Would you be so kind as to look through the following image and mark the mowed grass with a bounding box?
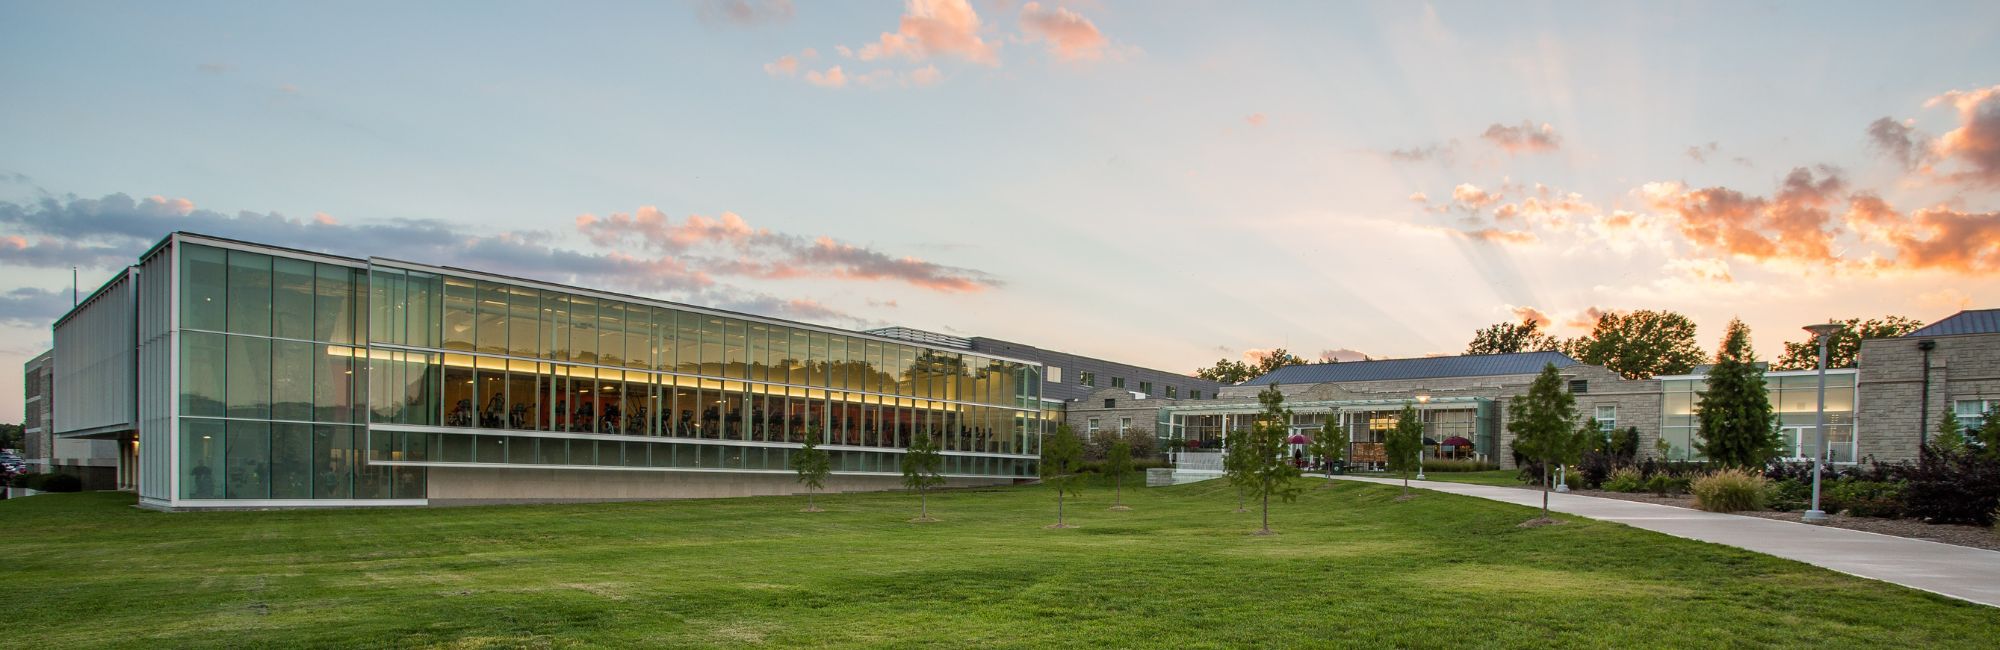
[1373,469,1533,487]
[2,479,1996,649]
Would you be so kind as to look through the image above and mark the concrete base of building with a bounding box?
[424,466,1020,505]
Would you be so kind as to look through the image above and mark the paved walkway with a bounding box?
[1331,474,2000,608]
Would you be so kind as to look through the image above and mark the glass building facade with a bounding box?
[1659,369,1858,463]
[155,235,1042,507]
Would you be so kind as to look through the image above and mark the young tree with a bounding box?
[1694,319,1779,469]
[1932,411,1966,454]
[1223,429,1253,513]
[1609,426,1640,464]
[1105,439,1134,511]
[901,431,946,522]
[1563,309,1705,380]
[1771,316,1924,370]
[790,430,831,512]
[1383,402,1424,497]
[1306,416,1349,479]
[1976,407,2000,460]
[1041,423,1085,527]
[1509,363,1582,521]
[1239,384,1304,534]
[1466,318,1560,355]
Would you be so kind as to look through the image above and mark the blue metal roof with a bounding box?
[1906,309,2000,338]
[1238,351,1580,386]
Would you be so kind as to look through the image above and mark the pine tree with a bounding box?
[1509,363,1581,521]
[1383,402,1424,497]
[1932,411,1966,454]
[1041,424,1085,527]
[901,431,945,522]
[1694,319,1779,469]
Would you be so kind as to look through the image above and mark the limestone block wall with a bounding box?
[1859,333,2000,463]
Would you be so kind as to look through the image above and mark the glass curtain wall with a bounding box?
[1660,372,1856,463]
[364,266,1041,478]
[176,243,399,500]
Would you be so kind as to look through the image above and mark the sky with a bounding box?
[2,0,1999,423]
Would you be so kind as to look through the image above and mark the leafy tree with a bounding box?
[1238,384,1304,534]
[1509,363,1582,520]
[901,431,946,522]
[0,423,21,451]
[1771,316,1924,370]
[1252,348,1308,376]
[1040,423,1085,527]
[1609,426,1640,463]
[1931,411,1965,454]
[1195,358,1255,384]
[1466,318,1560,355]
[1563,309,1705,379]
[1105,439,1133,511]
[1383,402,1424,497]
[1307,416,1348,478]
[789,430,831,512]
[1694,319,1779,469]
[1578,417,1608,454]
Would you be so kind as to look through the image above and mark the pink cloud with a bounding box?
[909,64,943,86]
[1245,113,1268,127]
[1926,84,2000,187]
[1451,183,1500,211]
[1481,121,1561,154]
[1019,2,1108,61]
[1511,305,1552,327]
[857,0,999,66]
[804,66,849,88]
[764,54,802,76]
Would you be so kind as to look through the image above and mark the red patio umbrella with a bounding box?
[1441,436,1474,448]
[1287,434,1311,445]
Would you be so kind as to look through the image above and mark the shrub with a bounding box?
[1645,474,1689,496]
[1825,480,1905,518]
[1766,478,1810,512]
[1691,469,1768,512]
[21,473,83,492]
[1903,447,2000,526]
[1603,468,1644,493]
[1575,450,1614,489]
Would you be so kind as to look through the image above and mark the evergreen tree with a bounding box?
[1977,407,2000,460]
[790,429,831,512]
[1105,439,1133,511]
[1383,402,1424,497]
[901,431,946,522]
[1307,416,1349,478]
[1041,423,1085,527]
[1240,384,1304,534]
[1932,410,1965,454]
[1508,363,1582,520]
[1694,319,1779,469]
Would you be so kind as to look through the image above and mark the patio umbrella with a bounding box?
[1287,434,1311,444]
[1422,437,1438,445]
[1442,436,1474,448]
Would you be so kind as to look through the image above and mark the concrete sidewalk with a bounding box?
[1332,474,2000,608]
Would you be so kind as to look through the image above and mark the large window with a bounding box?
[1594,405,1617,432]
[1957,399,1999,431]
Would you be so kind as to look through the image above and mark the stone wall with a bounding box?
[1062,387,1178,439]
[1858,332,2000,462]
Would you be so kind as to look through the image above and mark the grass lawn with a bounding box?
[3,479,1996,649]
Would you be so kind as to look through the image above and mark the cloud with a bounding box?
[1664,257,1734,283]
[1318,348,1370,363]
[1644,166,1847,265]
[1245,113,1267,128]
[1509,305,1552,327]
[1407,191,1429,203]
[804,66,849,88]
[0,287,73,327]
[574,207,1001,293]
[1925,84,2000,187]
[909,64,943,86]
[1564,306,1605,331]
[1481,121,1561,154]
[697,0,795,26]
[1866,117,1931,171]
[1386,141,1459,164]
[764,54,803,76]
[1018,1,1108,61]
[1686,142,1719,164]
[1450,183,1500,211]
[1458,228,1536,245]
[1866,204,2000,273]
[857,0,999,66]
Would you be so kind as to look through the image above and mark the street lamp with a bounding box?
[1414,394,1431,480]
[1801,322,1845,523]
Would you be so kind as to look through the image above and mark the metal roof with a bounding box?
[1906,309,2000,338]
[1237,351,1580,386]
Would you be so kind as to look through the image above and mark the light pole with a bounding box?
[1414,394,1431,479]
[1801,322,1845,523]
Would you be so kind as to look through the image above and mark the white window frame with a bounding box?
[1595,405,1617,432]
[1046,366,1063,384]
[1956,398,2000,430]
[1086,418,1100,434]
[1119,417,1132,433]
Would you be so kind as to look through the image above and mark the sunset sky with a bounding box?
[3,1,1999,422]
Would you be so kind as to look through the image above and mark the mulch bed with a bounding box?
[1554,487,2000,552]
